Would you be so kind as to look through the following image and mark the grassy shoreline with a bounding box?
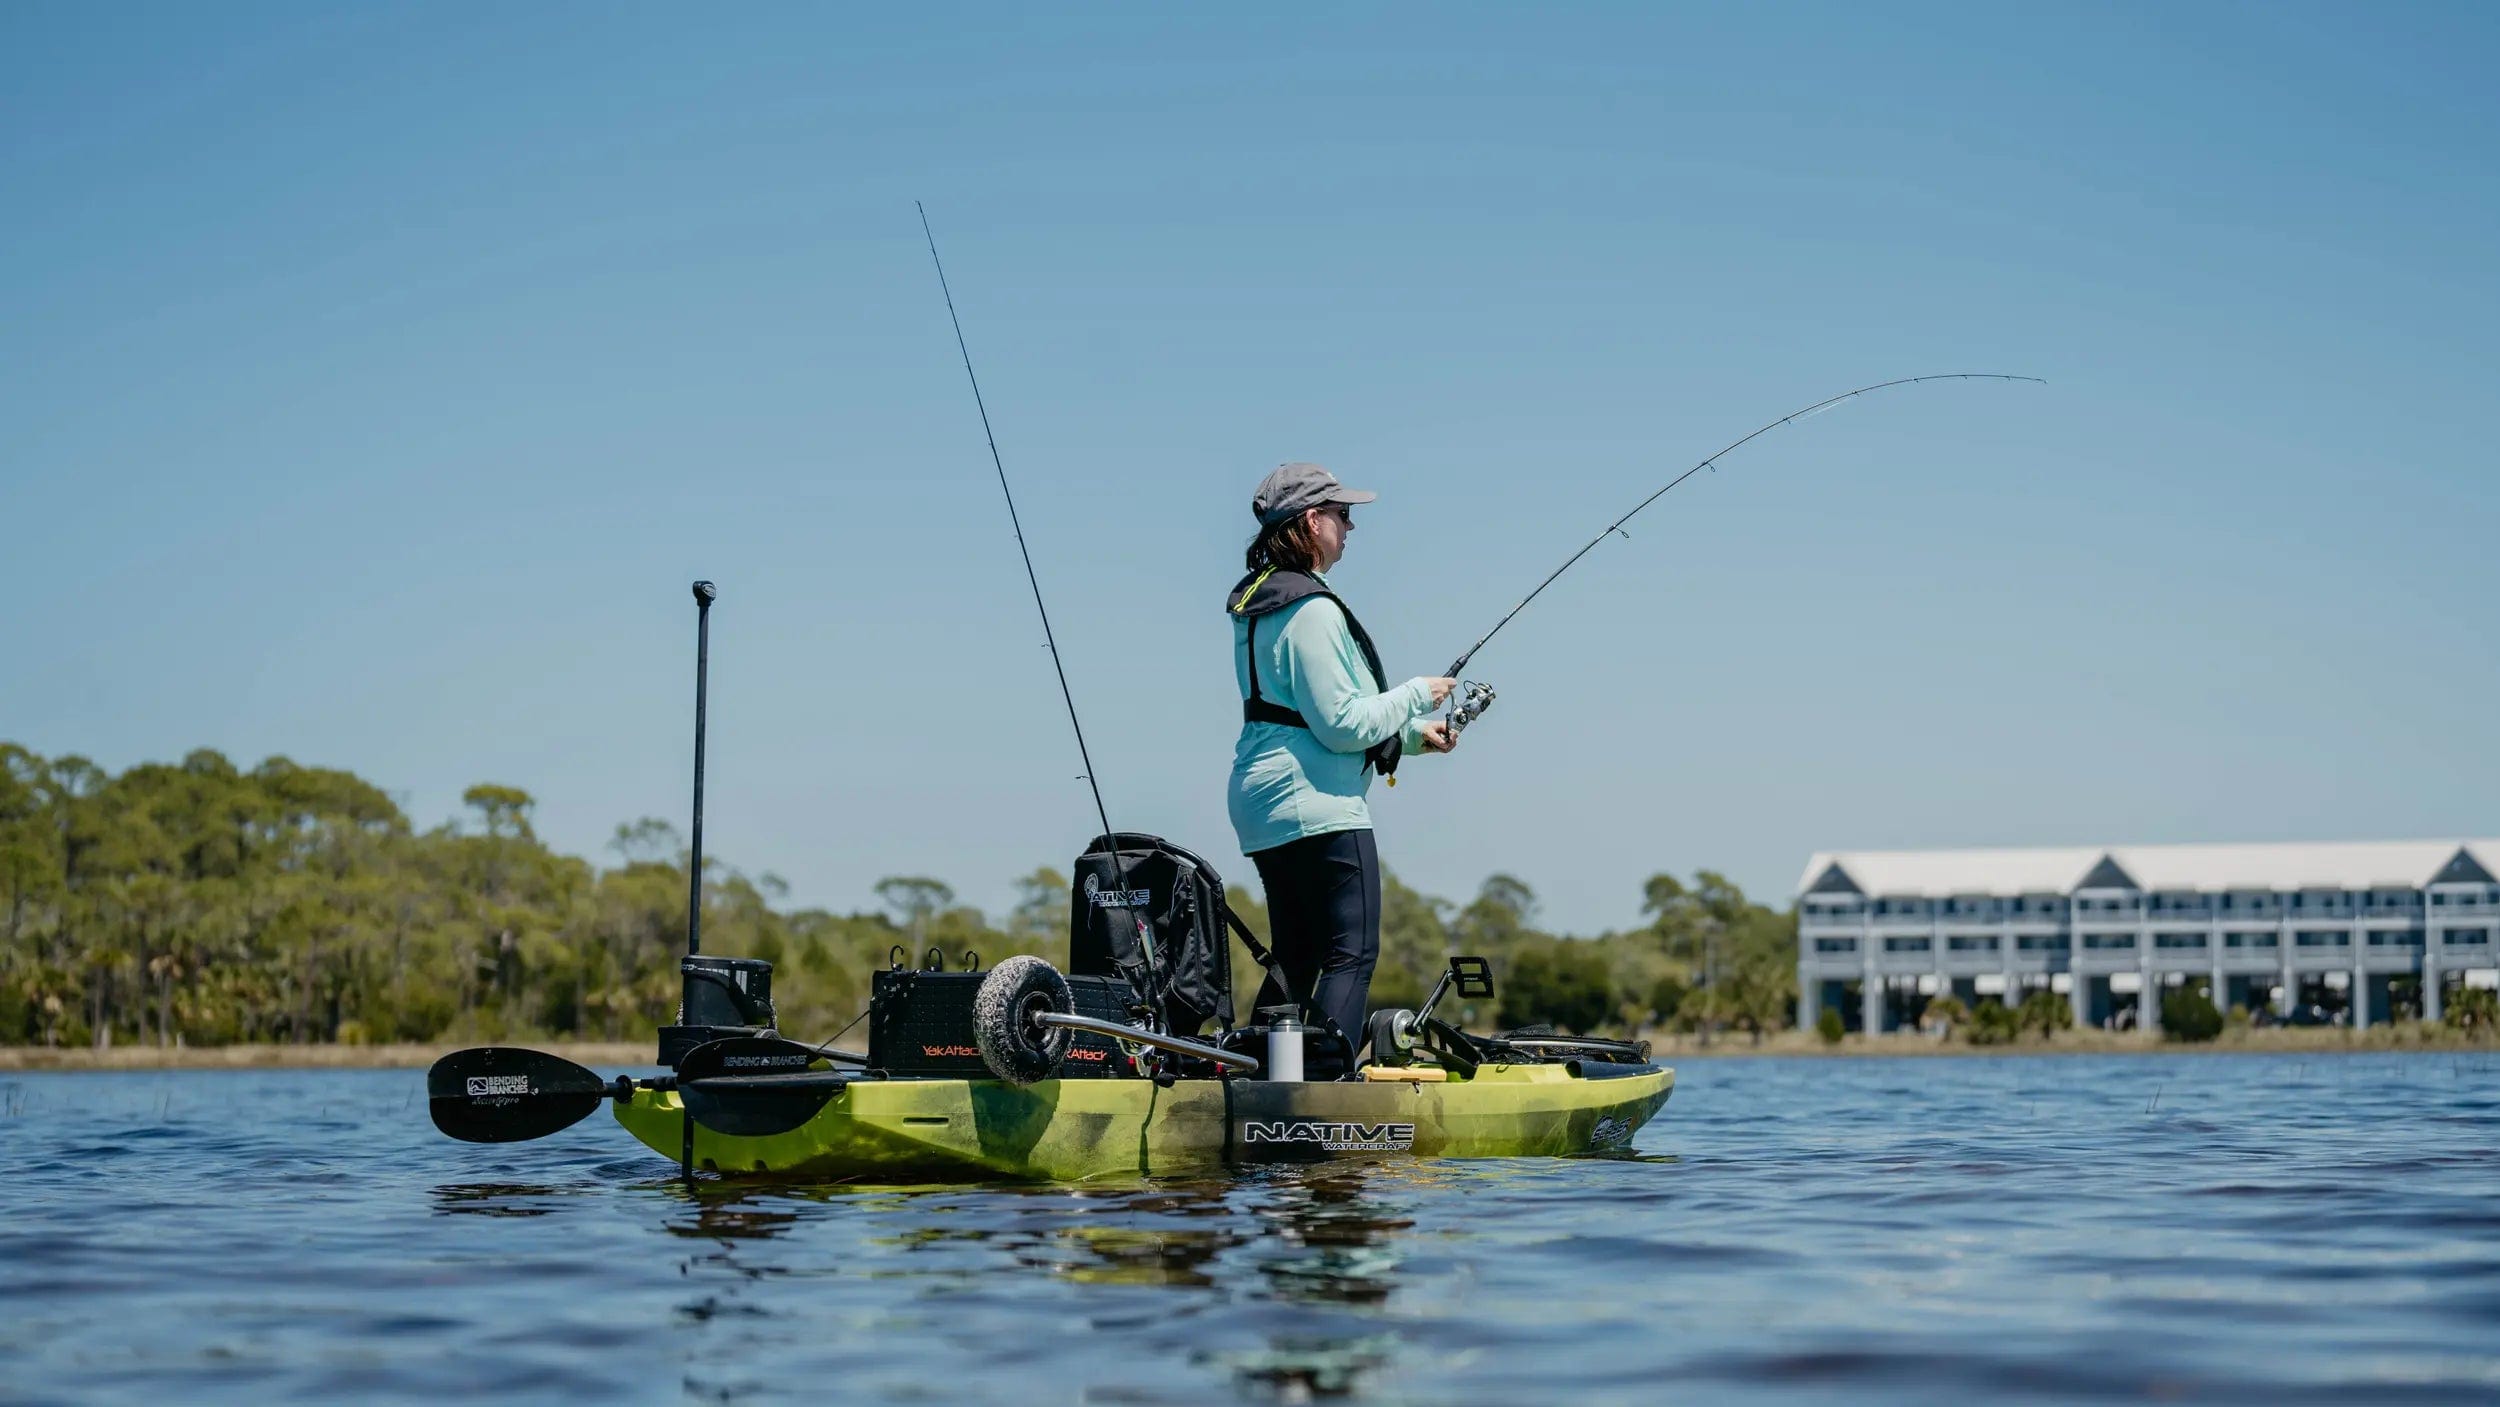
[4,1024,2493,1071]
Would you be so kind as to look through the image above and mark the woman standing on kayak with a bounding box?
[1226,462,1458,1047]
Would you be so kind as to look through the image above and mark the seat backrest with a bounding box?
[1069,832,1235,1037]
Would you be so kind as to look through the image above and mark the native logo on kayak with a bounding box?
[467,1075,530,1098]
[1083,874,1150,910]
[1242,1120,1416,1152]
[1591,1115,1632,1147]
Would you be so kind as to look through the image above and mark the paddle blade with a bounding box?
[428,1047,608,1143]
[677,1036,845,1138]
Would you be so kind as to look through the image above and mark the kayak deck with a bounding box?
[615,1062,1673,1181]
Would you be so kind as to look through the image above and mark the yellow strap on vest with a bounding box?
[1230,566,1275,614]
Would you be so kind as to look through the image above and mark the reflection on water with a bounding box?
[6,1055,2499,1403]
[616,1167,1439,1397]
[429,1182,576,1218]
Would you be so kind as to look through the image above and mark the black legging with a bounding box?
[1249,827,1381,1040]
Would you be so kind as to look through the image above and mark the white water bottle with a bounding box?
[1265,1011,1305,1083]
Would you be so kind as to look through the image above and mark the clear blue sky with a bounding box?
[5,3,2494,935]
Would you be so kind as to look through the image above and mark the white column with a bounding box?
[1860,911,1878,1033]
[2210,913,2226,1013]
[2138,911,2158,1032]
[2353,935,2370,1030]
[2426,919,2445,1023]
[1798,969,1820,1028]
[2002,909,2018,1014]
[2278,907,2297,1016]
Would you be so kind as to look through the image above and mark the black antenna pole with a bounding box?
[914,204,1120,853]
[1444,373,2045,676]
[687,579,716,957]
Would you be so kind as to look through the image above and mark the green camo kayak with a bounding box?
[612,1061,1674,1181]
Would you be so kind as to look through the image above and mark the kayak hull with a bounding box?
[614,1063,1673,1181]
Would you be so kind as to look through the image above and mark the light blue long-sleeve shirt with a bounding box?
[1227,581,1438,854]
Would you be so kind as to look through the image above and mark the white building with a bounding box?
[1795,839,2500,1034]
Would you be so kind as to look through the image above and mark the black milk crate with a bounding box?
[867,968,1140,1078]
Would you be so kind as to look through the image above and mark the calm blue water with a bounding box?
[6,1052,2497,1404]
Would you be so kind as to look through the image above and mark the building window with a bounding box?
[2084,934,2138,950]
[1885,937,1932,953]
[2295,931,2350,947]
[1814,938,1858,954]
[2156,933,2208,949]
[2367,931,2424,947]
[2018,935,2071,952]
[2443,929,2491,946]
[2225,932,2278,949]
[1948,936,1998,951]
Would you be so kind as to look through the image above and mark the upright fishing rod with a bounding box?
[915,203,1121,855]
[916,204,1170,1032]
[1443,372,2045,683]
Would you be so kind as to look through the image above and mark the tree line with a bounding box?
[0,743,1797,1049]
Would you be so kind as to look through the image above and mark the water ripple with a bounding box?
[4,1055,2497,1402]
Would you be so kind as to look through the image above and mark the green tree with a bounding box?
[1498,939,1613,1033]
[874,876,955,949]
[460,784,537,841]
[2445,986,2497,1033]
[1922,993,1971,1037]
[1006,867,1068,946]
[1966,998,2017,1046]
[2162,985,2224,1042]
[1371,870,1451,1010]
[1648,973,1690,1027]
[2018,988,2074,1040]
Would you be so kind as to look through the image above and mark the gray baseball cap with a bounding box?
[1251,462,1377,529]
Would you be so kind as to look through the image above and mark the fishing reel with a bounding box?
[1448,680,1496,737]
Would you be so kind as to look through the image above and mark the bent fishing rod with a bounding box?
[916,203,1170,1036]
[1434,372,2045,739]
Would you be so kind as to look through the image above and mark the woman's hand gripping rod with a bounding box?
[1446,679,1496,738]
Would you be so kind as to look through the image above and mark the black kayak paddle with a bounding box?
[429,1038,852,1147]
[675,1035,849,1138]
[428,1046,636,1143]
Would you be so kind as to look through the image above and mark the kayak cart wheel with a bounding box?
[974,954,1074,1084]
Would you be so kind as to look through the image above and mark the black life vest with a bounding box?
[1225,567,1403,781]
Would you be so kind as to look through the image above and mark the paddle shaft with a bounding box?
[1036,1012,1260,1073]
